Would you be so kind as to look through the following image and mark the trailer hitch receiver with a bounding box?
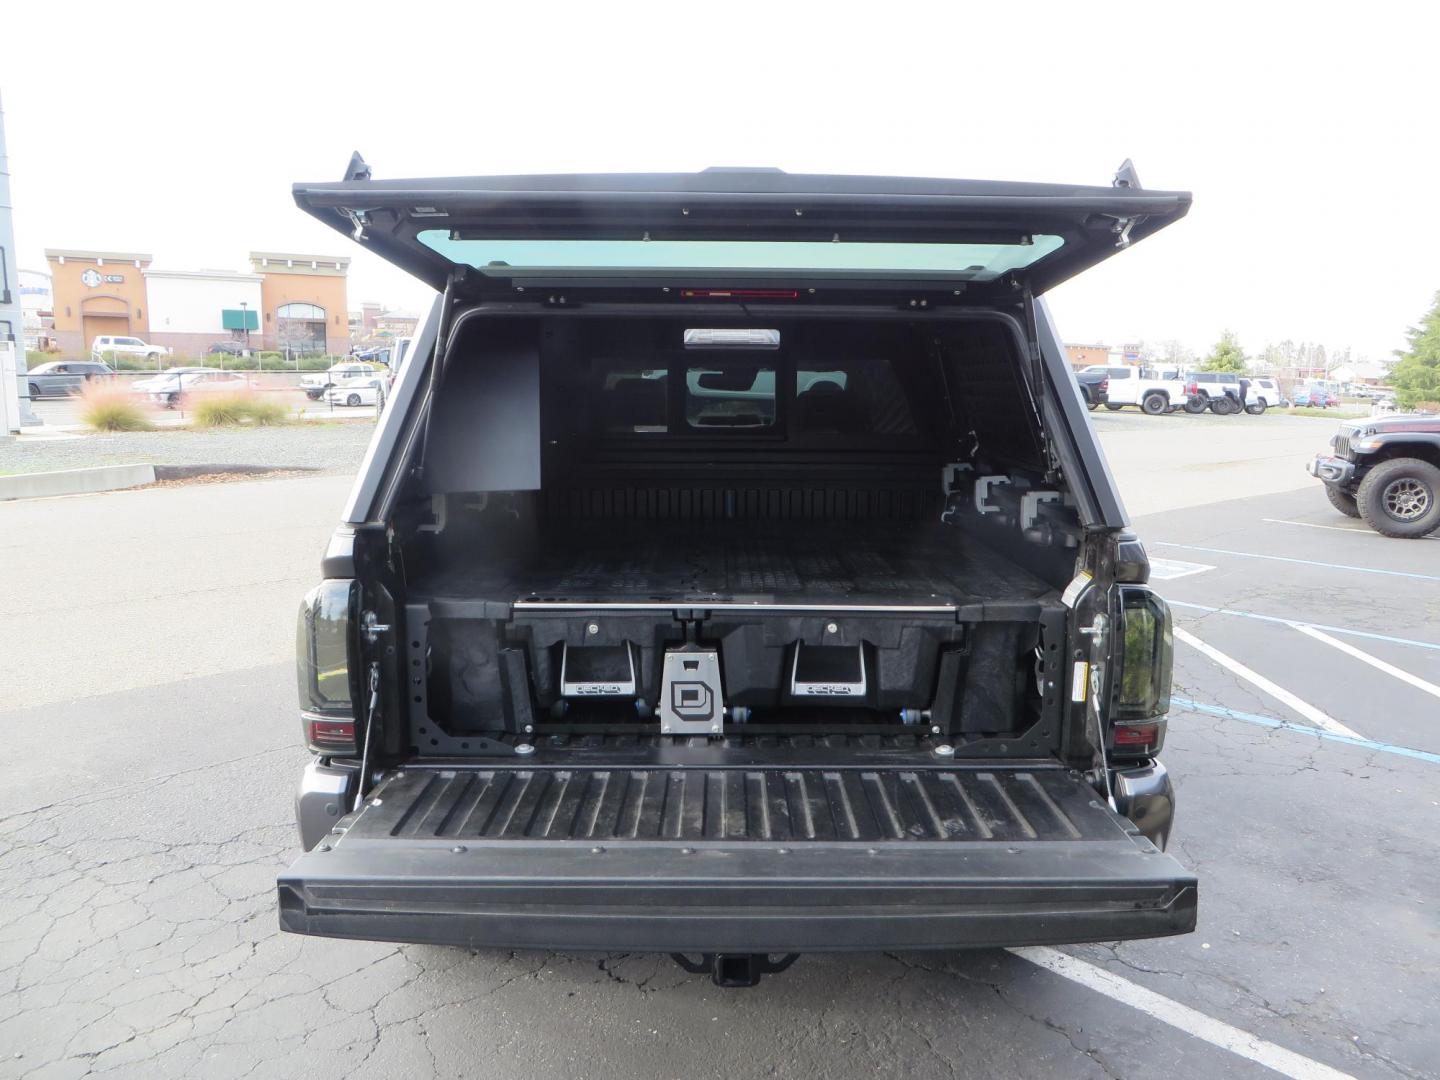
[670,952,801,987]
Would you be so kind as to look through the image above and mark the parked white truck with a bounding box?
[1083,365,1187,415]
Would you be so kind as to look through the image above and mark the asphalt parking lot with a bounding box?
[2,412,1436,1079]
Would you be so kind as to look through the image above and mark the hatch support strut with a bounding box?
[1019,285,1062,485]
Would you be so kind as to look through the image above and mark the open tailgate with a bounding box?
[279,763,1195,953]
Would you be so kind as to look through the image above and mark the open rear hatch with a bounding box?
[293,158,1190,296]
[280,759,1196,954]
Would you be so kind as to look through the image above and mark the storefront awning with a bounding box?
[222,308,260,331]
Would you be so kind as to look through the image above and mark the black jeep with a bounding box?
[1309,415,1440,537]
[278,158,1196,985]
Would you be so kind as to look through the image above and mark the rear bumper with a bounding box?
[1308,453,1355,485]
[296,760,356,851]
[279,841,1196,953]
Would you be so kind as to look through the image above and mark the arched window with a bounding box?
[277,302,326,321]
[276,302,329,354]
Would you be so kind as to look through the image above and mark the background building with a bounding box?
[1064,342,1145,369]
[1064,343,1110,369]
[374,309,419,338]
[44,249,351,356]
[45,250,152,354]
[18,267,54,350]
[249,252,350,355]
[144,269,263,355]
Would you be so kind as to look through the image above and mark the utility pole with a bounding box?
[0,90,40,429]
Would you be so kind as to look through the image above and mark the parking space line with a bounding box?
[1173,697,1440,766]
[1149,557,1216,581]
[1263,518,1440,541]
[1153,542,1440,583]
[1011,947,1355,1080]
[1169,601,1440,653]
[1292,625,1440,701]
[1173,627,1362,738]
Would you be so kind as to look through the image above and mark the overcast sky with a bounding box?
[7,2,1437,366]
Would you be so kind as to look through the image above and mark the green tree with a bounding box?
[1200,330,1248,373]
[1391,291,1440,409]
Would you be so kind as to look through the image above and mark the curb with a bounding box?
[0,463,156,501]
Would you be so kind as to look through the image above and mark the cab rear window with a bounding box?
[595,354,918,439]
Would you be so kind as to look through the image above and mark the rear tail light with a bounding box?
[1110,719,1164,758]
[1109,586,1173,758]
[303,716,357,754]
[297,580,359,754]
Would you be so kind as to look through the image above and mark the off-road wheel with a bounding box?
[1245,401,1267,415]
[1210,395,1238,415]
[1183,395,1207,414]
[1141,393,1168,416]
[1356,458,1440,538]
[1324,483,1360,518]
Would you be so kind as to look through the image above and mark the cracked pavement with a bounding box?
[2,423,1438,1078]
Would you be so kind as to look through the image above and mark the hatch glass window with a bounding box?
[417,232,1065,281]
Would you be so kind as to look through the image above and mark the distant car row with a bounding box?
[20,363,379,410]
[23,360,116,398]
[300,361,388,405]
[129,368,252,407]
[1075,365,1374,415]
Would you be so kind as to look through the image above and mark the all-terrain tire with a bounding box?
[1141,393,1168,416]
[1356,458,1440,538]
[1245,401,1267,415]
[1183,395,1207,414]
[1210,395,1238,415]
[1324,483,1361,518]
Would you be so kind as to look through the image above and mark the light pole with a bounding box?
[0,91,39,429]
[239,301,251,368]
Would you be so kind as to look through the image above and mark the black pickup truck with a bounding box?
[279,158,1196,986]
[1074,368,1109,410]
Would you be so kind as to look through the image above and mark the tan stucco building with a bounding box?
[45,250,153,354]
[45,248,351,357]
[249,252,350,355]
